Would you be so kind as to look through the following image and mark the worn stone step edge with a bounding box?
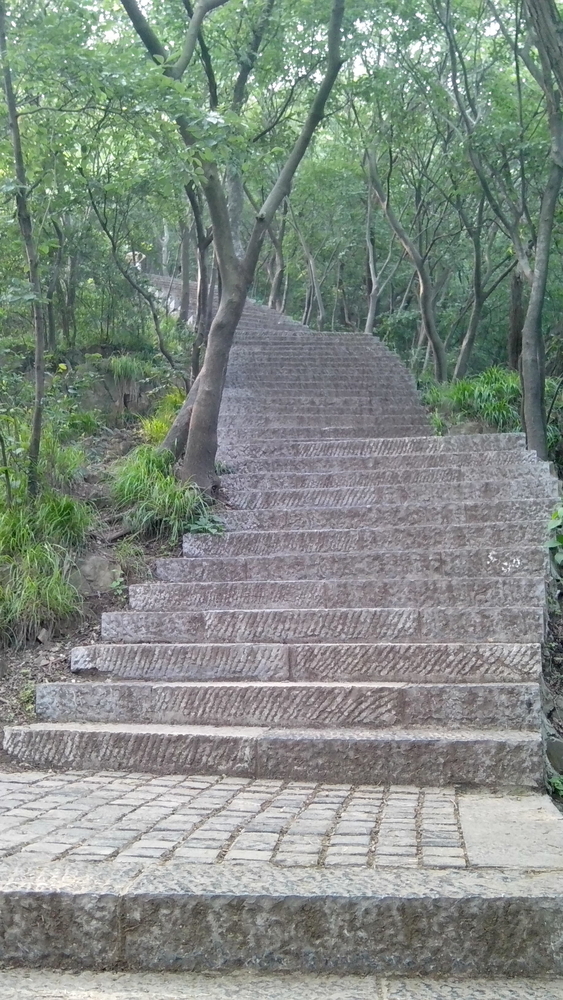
[128,577,546,612]
[70,641,542,684]
[35,680,540,730]
[2,722,542,788]
[181,523,548,558]
[100,606,545,644]
[6,970,563,998]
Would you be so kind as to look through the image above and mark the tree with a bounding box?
[117,0,346,489]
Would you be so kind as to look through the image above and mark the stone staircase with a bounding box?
[4,300,556,785]
[2,294,563,979]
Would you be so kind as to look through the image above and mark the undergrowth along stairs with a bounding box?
[2,292,563,977]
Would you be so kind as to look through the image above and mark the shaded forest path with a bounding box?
[1,300,563,978]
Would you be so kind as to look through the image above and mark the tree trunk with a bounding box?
[160,373,200,460]
[508,269,524,370]
[178,222,191,327]
[0,2,46,497]
[365,190,379,334]
[521,159,563,458]
[181,277,248,489]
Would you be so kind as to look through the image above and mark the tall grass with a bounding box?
[109,444,219,545]
[140,388,184,445]
[423,366,563,461]
[0,494,94,647]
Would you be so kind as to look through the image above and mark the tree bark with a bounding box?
[178,222,191,327]
[0,2,46,497]
[160,373,201,459]
[508,269,524,370]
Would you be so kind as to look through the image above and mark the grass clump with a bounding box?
[423,366,563,465]
[140,388,184,446]
[109,444,218,545]
[0,494,94,647]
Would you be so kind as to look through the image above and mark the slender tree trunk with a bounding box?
[521,159,563,458]
[365,191,379,334]
[508,269,524,370]
[454,226,483,379]
[178,222,191,327]
[367,150,447,381]
[0,2,46,496]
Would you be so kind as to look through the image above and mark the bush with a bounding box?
[109,444,212,545]
[423,366,563,465]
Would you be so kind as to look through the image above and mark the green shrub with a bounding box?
[109,444,208,545]
[423,366,563,466]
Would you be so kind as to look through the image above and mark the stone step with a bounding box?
[71,640,542,684]
[224,465,553,492]
[5,970,563,998]
[225,432,527,459]
[220,498,553,532]
[228,449,541,473]
[101,606,544,644]
[1,862,563,976]
[157,546,546,584]
[232,478,557,510]
[128,578,545,612]
[182,522,547,558]
[221,425,430,441]
[219,409,426,426]
[2,721,542,786]
[36,680,540,730]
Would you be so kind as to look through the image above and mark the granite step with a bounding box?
[224,465,554,492]
[128,577,545,612]
[35,680,540,730]
[225,432,528,459]
[5,970,563,998]
[182,522,548,558]
[228,449,542,473]
[232,479,558,510]
[70,641,542,683]
[219,499,554,532]
[222,424,430,442]
[101,606,545,644]
[157,546,546,583]
[2,721,542,786]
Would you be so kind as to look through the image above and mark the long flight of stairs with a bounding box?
[5,302,555,784]
[3,293,563,979]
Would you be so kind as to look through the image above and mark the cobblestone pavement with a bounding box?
[0,769,561,871]
[0,770,466,867]
[2,970,563,999]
